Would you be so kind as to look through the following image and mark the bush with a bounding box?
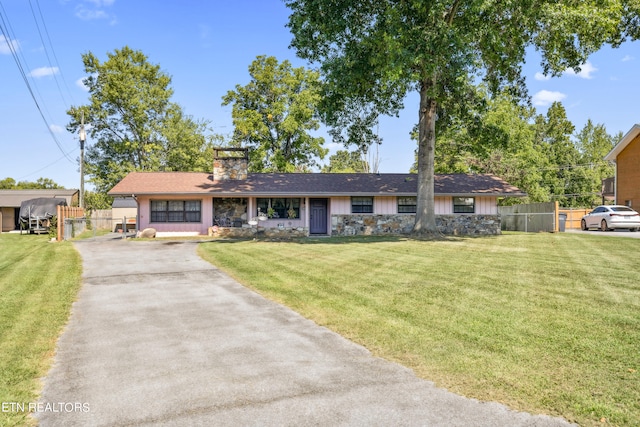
[47,216,58,240]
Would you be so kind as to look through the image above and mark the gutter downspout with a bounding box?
[132,194,139,235]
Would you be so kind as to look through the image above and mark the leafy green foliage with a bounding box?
[321,150,369,173]
[0,177,64,189]
[66,46,216,194]
[222,55,327,172]
[83,190,113,211]
[574,120,617,206]
[286,0,639,233]
[420,90,617,207]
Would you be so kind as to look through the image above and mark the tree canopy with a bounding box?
[66,46,215,193]
[286,0,639,233]
[0,177,64,189]
[420,91,617,207]
[321,150,370,173]
[222,55,327,172]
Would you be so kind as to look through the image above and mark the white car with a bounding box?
[581,205,640,232]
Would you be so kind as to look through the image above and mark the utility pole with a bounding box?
[78,112,86,210]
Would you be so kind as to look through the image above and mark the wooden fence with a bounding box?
[56,206,84,241]
[558,208,590,230]
[91,209,113,230]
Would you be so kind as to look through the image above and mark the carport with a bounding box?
[0,189,78,232]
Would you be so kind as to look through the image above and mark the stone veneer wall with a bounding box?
[208,225,308,238]
[331,214,501,236]
[213,157,248,181]
[213,198,247,224]
[207,215,500,238]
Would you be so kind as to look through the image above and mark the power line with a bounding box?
[30,0,75,108]
[0,0,74,163]
[17,147,79,181]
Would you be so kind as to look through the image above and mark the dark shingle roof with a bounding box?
[109,172,525,197]
[111,197,138,208]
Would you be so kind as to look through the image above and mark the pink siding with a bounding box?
[435,197,450,214]
[434,196,497,214]
[374,197,396,214]
[330,197,351,214]
[330,196,497,215]
[135,195,498,235]
[476,197,498,214]
[137,196,212,235]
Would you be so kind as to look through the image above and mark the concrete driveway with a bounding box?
[37,237,574,426]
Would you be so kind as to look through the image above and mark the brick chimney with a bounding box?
[213,147,249,181]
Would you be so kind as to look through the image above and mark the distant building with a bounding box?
[605,124,640,208]
[0,189,78,232]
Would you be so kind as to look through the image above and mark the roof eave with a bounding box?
[109,191,527,197]
[605,123,640,161]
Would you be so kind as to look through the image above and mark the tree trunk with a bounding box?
[413,77,438,234]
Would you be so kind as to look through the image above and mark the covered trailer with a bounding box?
[19,198,67,234]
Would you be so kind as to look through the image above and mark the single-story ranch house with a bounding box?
[108,148,525,237]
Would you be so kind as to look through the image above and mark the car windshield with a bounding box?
[611,207,635,212]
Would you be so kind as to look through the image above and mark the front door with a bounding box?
[309,198,328,234]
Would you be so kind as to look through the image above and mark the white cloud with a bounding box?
[532,90,566,107]
[76,76,90,91]
[564,61,597,79]
[29,67,59,78]
[622,55,633,62]
[0,35,19,55]
[75,0,117,24]
[86,0,115,6]
[534,72,551,81]
[49,124,64,134]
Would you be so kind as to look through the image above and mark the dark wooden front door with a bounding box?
[309,198,328,234]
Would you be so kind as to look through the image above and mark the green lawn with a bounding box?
[0,234,82,427]
[198,233,640,426]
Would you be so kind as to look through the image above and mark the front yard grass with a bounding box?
[0,234,82,427]
[198,233,640,426]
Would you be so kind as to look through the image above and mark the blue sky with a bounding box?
[1,0,639,190]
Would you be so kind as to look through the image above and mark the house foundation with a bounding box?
[332,214,501,236]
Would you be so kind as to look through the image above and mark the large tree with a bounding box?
[222,55,327,172]
[66,46,214,193]
[286,0,639,234]
[533,102,580,206]
[0,177,63,189]
[321,150,370,173]
[575,120,617,206]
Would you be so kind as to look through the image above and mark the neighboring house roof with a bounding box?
[108,172,525,198]
[0,189,79,208]
[605,123,640,161]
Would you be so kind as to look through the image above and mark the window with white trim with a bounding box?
[256,198,301,219]
[150,200,202,223]
[397,197,417,213]
[453,197,475,213]
[351,197,373,213]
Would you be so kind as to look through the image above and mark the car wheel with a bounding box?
[601,220,609,232]
[631,228,638,232]
[581,219,588,231]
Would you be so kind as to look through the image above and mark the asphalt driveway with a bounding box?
[566,228,640,238]
[37,237,575,426]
